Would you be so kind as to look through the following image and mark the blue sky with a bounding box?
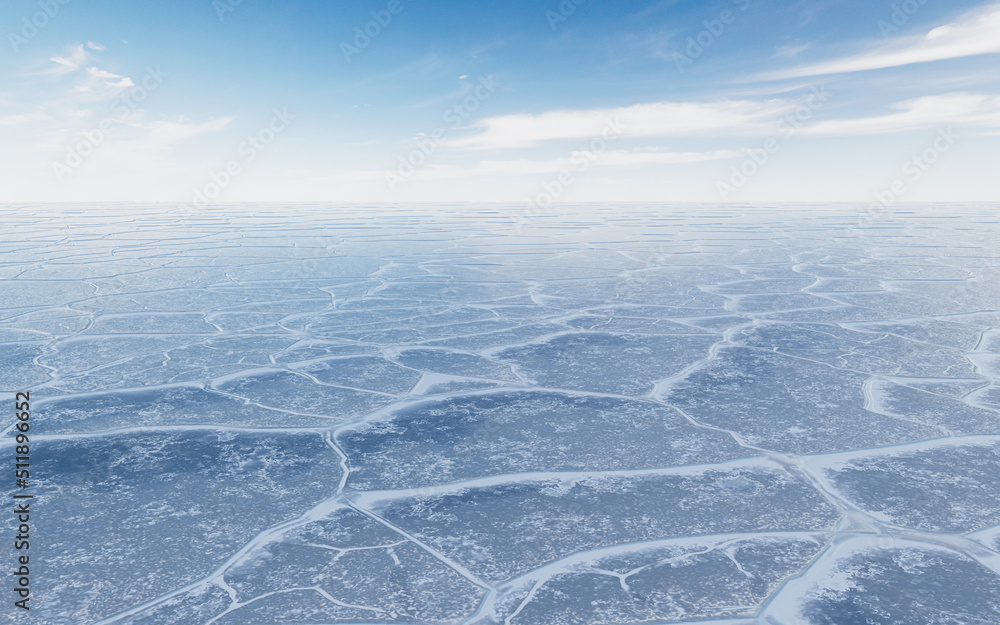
[1,0,998,204]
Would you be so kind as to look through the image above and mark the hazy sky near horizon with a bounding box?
[1,0,998,204]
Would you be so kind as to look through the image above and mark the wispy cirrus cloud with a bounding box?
[1,40,234,194]
[443,88,1000,156]
[39,43,135,101]
[46,43,92,74]
[760,2,1000,80]
[77,67,135,95]
[799,93,1000,135]
[447,99,796,150]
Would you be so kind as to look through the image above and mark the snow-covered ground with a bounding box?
[2,204,999,624]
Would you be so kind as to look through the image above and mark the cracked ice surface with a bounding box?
[1,204,999,624]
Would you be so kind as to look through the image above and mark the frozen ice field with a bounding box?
[2,203,1000,624]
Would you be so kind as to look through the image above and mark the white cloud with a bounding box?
[78,67,135,94]
[762,2,1000,80]
[448,100,795,150]
[40,43,134,99]
[0,40,236,201]
[772,43,810,59]
[86,41,106,51]
[47,44,91,74]
[800,93,1000,135]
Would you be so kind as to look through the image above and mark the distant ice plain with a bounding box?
[2,204,999,624]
